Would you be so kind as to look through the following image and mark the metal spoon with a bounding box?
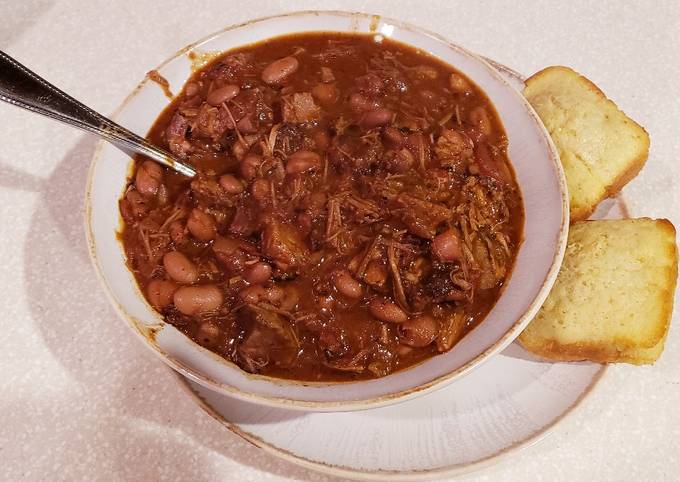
[0,50,196,177]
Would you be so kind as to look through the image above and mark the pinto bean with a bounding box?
[244,262,272,284]
[163,251,199,284]
[431,229,463,262]
[311,82,339,105]
[359,108,393,128]
[196,321,221,347]
[286,150,321,174]
[135,160,164,197]
[173,285,223,315]
[187,208,217,241]
[250,178,271,203]
[349,93,375,113]
[238,284,266,304]
[232,140,248,161]
[206,84,240,106]
[399,315,439,347]
[240,153,262,180]
[369,297,408,323]
[219,174,245,194]
[332,270,363,299]
[383,126,406,149]
[261,56,299,85]
[146,279,178,309]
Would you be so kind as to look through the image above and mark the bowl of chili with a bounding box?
[86,11,568,410]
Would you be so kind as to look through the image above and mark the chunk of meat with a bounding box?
[261,219,310,273]
[282,92,321,123]
[194,103,230,140]
[392,193,450,239]
[237,306,298,372]
[435,129,474,168]
[190,174,233,207]
[165,112,191,156]
[356,73,384,95]
[297,315,348,358]
[229,203,258,236]
[208,54,251,83]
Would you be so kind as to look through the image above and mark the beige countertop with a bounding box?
[1,1,679,480]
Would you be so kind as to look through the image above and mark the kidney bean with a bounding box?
[369,297,408,323]
[196,321,221,347]
[398,315,439,347]
[187,208,217,241]
[240,153,262,180]
[332,270,363,299]
[244,262,272,284]
[431,229,463,262]
[146,279,178,309]
[163,251,199,284]
[261,56,299,85]
[286,150,321,174]
[173,285,223,315]
[206,84,240,106]
[219,174,245,194]
[311,82,339,105]
[135,160,164,197]
[359,108,393,128]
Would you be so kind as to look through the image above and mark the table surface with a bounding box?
[1,1,679,480]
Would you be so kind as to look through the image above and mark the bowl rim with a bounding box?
[84,9,569,410]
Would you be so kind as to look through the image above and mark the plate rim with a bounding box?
[174,362,607,480]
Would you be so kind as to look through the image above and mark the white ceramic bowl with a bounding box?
[85,11,568,411]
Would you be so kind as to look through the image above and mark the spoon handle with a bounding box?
[0,50,195,177]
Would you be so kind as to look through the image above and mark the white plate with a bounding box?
[174,65,626,479]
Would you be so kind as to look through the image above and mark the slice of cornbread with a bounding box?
[524,66,650,221]
[519,218,677,364]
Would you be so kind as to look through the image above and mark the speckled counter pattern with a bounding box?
[1,1,678,481]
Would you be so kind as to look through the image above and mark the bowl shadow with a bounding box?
[13,135,329,481]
